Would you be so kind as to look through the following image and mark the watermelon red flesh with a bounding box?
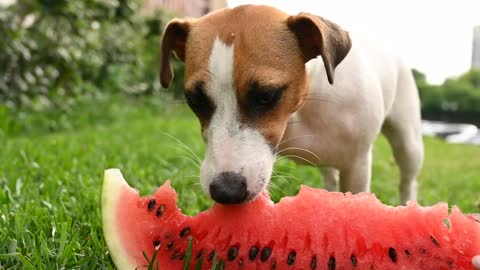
[101,169,480,270]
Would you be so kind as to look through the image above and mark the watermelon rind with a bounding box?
[101,169,137,270]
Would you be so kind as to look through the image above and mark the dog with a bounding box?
[159,4,424,205]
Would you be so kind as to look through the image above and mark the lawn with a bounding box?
[1,95,479,269]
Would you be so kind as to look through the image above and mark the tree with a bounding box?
[412,69,480,123]
[458,69,480,89]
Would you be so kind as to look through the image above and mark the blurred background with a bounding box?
[0,0,479,268]
[1,0,480,138]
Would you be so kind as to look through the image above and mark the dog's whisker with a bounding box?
[272,173,298,185]
[268,182,284,194]
[267,189,272,198]
[276,154,318,167]
[160,131,202,164]
[301,93,329,97]
[166,144,198,163]
[286,120,304,125]
[276,147,322,163]
[272,171,302,182]
[298,93,336,103]
[176,155,201,169]
[191,182,203,188]
[273,164,301,188]
[275,162,308,174]
[303,98,334,103]
[278,134,315,147]
[272,168,292,178]
[173,145,201,166]
[271,175,290,185]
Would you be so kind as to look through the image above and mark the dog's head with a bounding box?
[160,5,351,204]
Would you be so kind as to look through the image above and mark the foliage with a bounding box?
[0,0,184,111]
[413,68,480,124]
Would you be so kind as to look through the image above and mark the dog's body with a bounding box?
[281,32,424,203]
[160,5,424,205]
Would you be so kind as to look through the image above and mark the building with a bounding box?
[472,25,480,70]
[208,0,227,13]
[142,0,227,18]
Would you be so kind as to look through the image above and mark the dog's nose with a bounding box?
[209,172,248,204]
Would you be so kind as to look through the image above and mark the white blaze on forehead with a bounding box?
[200,37,274,198]
[209,37,235,90]
[207,37,238,141]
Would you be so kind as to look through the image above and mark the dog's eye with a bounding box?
[255,90,279,106]
[246,81,286,117]
[185,82,215,121]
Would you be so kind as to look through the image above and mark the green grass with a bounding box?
[1,95,479,269]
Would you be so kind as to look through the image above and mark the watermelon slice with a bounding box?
[101,169,480,270]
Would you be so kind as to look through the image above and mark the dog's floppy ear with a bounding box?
[287,13,352,84]
[160,19,191,88]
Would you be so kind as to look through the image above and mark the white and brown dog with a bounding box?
[160,5,424,205]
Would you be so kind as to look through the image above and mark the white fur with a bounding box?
[281,33,424,204]
[200,37,274,198]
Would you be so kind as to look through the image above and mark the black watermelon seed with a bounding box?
[421,248,427,254]
[351,254,358,267]
[207,251,215,262]
[147,199,156,212]
[430,235,439,246]
[179,227,191,238]
[156,204,166,217]
[153,239,161,247]
[239,258,244,266]
[310,255,317,269]
[196,249,204,259]
[270,258,277,269]
[167,241,174,251]
[260,247,272,262]
[404,249,411,256]
[287,251,296,265]
[328,256,336,270]
[249,246,259,261]
[388,247,397,263]
[228,246,239,261]
[171,252,185,260]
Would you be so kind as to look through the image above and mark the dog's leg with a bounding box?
[382,65,424,205]
[339,149,372,194]
[382,121,423,205]
[321,167,339,191]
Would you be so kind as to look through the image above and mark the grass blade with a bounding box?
[58,221,69,258]
[149,248,160,270]
[142,250,151,264]
[183,236,194,270]
[194,258,203,270]
[210,252,218,270]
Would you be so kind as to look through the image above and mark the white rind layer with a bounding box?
[101,169,137,270]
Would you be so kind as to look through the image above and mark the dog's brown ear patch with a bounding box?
[287,13,351,84]
[160,19,191,88]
